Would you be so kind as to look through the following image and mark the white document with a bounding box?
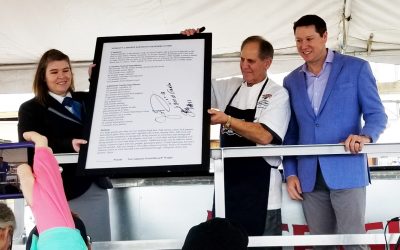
[86,39,206,169]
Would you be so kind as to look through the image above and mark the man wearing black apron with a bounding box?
[208,36,291,238]
[181,28,291,244]
[220,79,271,235]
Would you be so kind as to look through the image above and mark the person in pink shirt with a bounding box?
[17,131,88,250]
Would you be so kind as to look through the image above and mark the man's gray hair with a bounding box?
[0,203,16,229]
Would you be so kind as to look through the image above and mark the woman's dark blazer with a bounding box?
[18,92,112,200]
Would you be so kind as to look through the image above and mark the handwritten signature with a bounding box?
[150,94,181,123]
[150,82,196,123]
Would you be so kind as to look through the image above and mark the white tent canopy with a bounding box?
[1,0,400,93]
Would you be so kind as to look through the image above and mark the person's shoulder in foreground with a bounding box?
[182,217,248,250]
[26,213,91,250]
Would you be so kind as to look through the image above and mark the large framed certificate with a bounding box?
[78,33,212,177]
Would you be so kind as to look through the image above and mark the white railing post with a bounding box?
[213,151,225,218]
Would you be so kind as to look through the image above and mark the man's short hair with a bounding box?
[241,36,274,60]
[182,217,248,250]
[293,14,327,37]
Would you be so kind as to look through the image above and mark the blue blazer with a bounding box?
[283,51,387,192]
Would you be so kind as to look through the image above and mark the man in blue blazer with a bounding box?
[283,15,387,249]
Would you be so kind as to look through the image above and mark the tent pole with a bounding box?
[340,0,352,54]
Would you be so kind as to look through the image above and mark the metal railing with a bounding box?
[212,143,400,218]
[12,143,400,249]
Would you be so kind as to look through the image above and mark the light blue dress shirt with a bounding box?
[301,49,334,115]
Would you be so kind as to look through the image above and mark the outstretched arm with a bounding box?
[17,132,49,206]
[17,131,75,233]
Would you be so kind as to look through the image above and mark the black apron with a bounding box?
[220,79,271,236]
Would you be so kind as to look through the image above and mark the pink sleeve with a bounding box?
[31,147,75,233]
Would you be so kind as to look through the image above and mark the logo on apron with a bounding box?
[221,127,241,136]
[257,93,272,109]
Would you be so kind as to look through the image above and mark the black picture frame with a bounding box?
[78,33,212,178]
